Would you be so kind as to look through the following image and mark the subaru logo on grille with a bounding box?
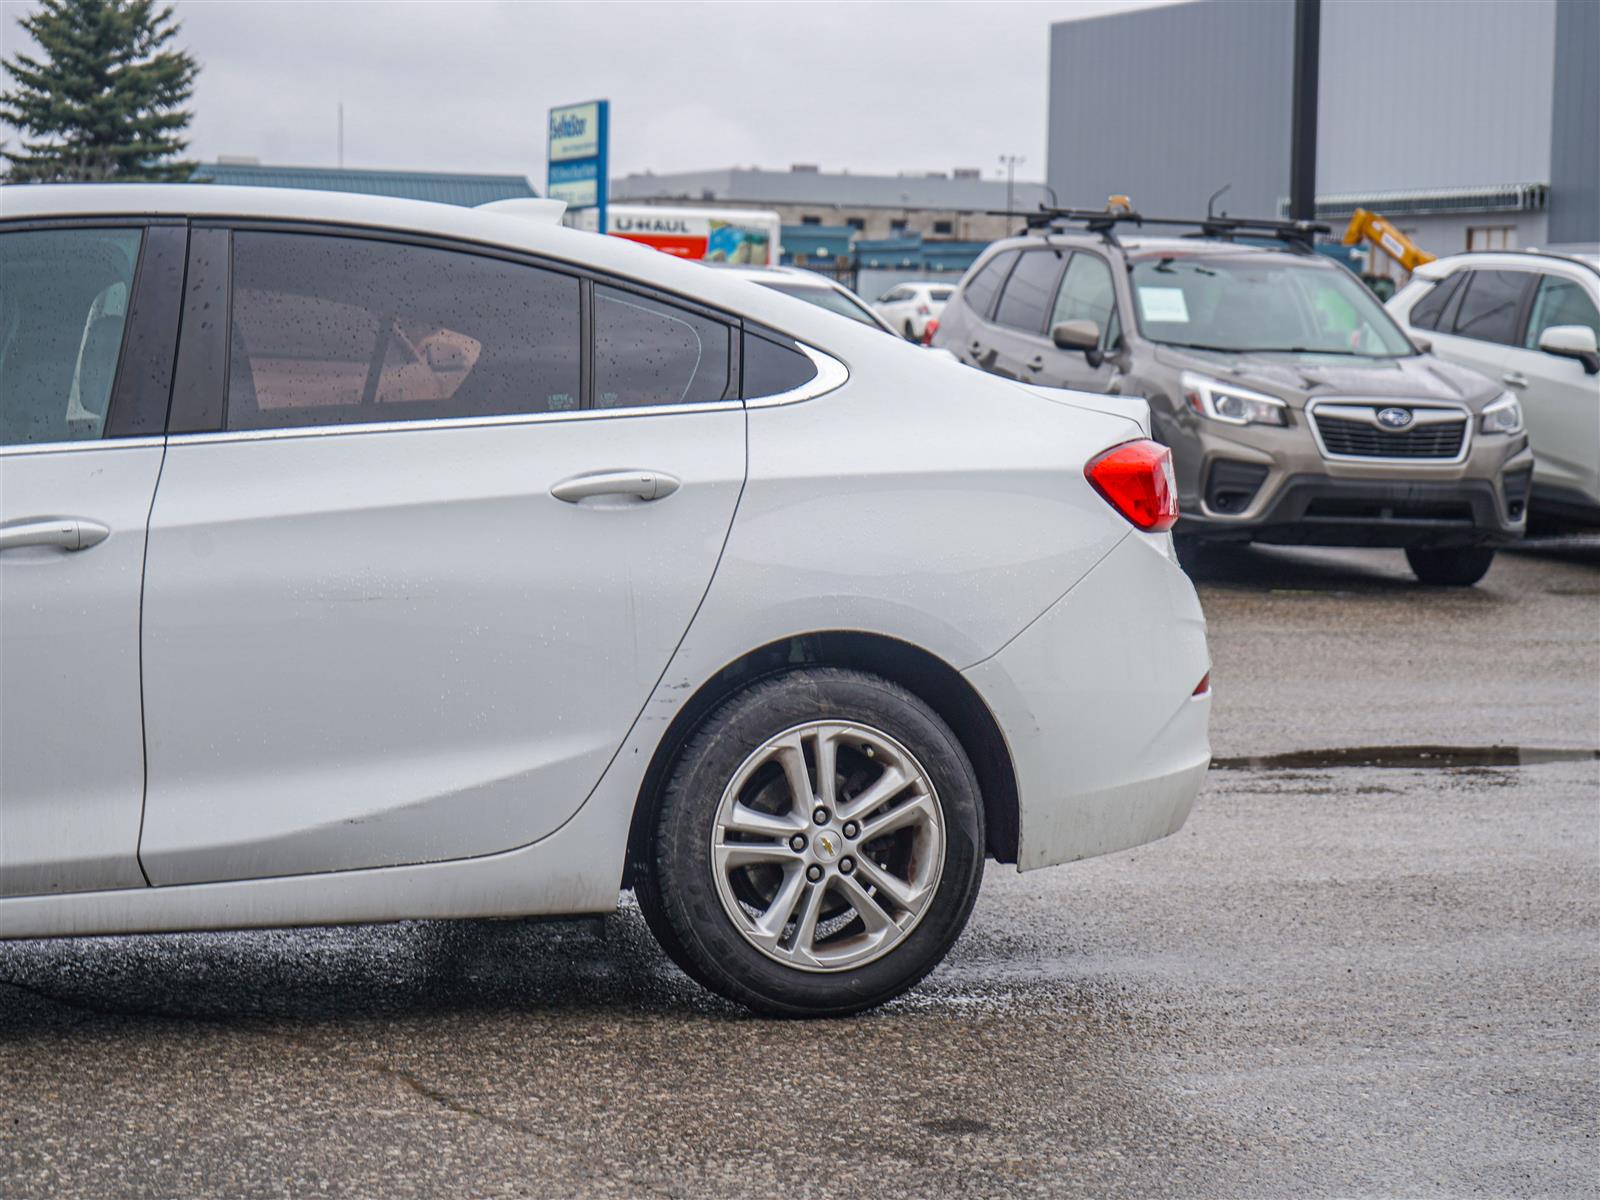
[1376,407,1414,430]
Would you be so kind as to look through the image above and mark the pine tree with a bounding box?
[1,0,198,182]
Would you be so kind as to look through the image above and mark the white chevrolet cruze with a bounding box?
[0,185,1211,1015]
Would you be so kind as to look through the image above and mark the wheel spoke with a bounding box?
[790,880,829,961]
[773,738,815,811]
[723,801,806,839]
[835,872,896,934]
[813,727,840,811]
[851,855,929,913]
[856,791,936,844]
[836,763,909,822]
[752,865,807,942]
[715,841,802,869]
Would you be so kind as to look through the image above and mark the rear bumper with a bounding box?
[964,533,1211,871]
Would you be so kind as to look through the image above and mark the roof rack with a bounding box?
[988,205,1332,251]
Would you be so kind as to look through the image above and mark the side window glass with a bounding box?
[1450,270,1533,345]
[743,331,817,398]
[226,232,580,431]
[961,250,1018,319]
[1407,271,1465,332]
[1050,253,1117,343]
[1524,275,1600,348]
[0,227,142,446]
[593,285,732,409]
[993,250,1064,333]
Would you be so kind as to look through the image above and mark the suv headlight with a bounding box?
[1181,371,1288,427]
[1480,392,1524,435]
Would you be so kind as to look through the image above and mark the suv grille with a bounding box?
[1313,413,1467,459]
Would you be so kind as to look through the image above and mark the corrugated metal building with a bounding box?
[1047,0,1598,279]
[191,161,537,207]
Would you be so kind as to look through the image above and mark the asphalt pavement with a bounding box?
[2,540,1596,1199]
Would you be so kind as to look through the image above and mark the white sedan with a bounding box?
[0,184,1211,1016]
[874,281,955,341]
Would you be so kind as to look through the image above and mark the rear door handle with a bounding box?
[0,517,111,552]
[550,470,680,504]
[1026,356,1044,372]
[1502,371,1528,388]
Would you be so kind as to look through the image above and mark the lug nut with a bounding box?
[806,864,824,883]
[839,857,855,875]
[812,806,830,825]
[789,834,807,852]
[842,821,860,839]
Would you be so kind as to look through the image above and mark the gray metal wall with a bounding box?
[1548,0,1599,244]
[1318,0,1556,195]
[1046,0,1293,221]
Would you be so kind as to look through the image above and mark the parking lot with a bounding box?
[0,541,1593,1199]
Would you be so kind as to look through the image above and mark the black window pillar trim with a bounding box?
[105,222,188,439]
[167,225,231,434]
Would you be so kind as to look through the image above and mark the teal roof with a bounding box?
[190,162,537,207]
[781,224,855,261]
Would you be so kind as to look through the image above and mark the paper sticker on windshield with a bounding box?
[1138,287,1189,323]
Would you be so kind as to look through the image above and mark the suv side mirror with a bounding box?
[1409,334,1432,354]
[1051,319,1099,352]
[1538,324,1600,375]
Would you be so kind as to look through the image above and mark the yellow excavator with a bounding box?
[1342,208,1435,272]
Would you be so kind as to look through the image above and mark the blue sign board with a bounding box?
[547,100,609,233]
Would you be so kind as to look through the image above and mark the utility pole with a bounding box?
[999,154,1025,213]
[1289,0,1320,222]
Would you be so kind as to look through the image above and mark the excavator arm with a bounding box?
[1342,208,1436,272]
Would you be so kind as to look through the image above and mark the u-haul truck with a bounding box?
[572,205,782,266]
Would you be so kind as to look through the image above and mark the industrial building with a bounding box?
[1047,0,1598,284]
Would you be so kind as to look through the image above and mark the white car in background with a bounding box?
[1388,250,1600,524]
[705,262,900,335]
[875,281,956,341]
[0,184,1210,1017]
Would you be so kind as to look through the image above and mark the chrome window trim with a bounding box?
[1306,397,1473,466]
[165,400,746,446]
[1,435,166,457]
[745,342,849,409]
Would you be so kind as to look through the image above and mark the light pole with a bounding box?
[999,154,1025,213]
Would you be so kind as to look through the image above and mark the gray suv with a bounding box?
[933,212,1533,585]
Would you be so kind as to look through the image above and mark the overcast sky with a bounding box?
[3,0,1187,183]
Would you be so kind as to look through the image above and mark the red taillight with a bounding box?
[921,318,939,346]
[1193,672,1210,696]
[1085,439,1180,532]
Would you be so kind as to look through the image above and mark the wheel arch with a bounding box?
[623,631,1021,886]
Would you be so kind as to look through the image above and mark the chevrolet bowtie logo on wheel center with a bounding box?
[1377,407,1415,430]
[813,831,842,863]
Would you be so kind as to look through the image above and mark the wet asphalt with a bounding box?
[1,540,1597,1199]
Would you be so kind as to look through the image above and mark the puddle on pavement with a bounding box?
[1211,744,1600,771]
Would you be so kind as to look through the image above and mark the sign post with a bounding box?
[546,99,609,234]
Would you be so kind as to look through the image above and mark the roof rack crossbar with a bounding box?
[987,207,1331,249]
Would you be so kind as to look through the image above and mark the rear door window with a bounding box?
[993,250,1065,334]
[0,227,142,445]
[593,285,732,409]
[1407,270,1466,331]
[226,232,581,430]
[1448,270,1535,345]
[961,250,1018,320]
[742,330,816,398]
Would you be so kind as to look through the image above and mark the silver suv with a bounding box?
[933,211,1533,585]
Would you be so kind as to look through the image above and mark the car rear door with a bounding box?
[137,226,746,886]
[0,221,183,896]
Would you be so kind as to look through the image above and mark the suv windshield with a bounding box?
[1129,252,1414,357]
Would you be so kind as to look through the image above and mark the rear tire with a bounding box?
[903,319,917,341]
[634,667,985,1017]
[1405,545,1495,586]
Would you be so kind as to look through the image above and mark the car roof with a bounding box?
[987,229,1326,264]
[0,183,889,353]
[1412,248,1600,280]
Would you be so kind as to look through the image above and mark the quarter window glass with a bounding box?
[1050,253,1117,342]
[0,227,141,446]
[1407,271,1465,331]
[226,232,580,431]
[1449,270,1533,345]
[994,250,1064,333]
[1524,275,1600,347]
[593,285,731,408]
[961,250,1017,319]
[743,332,817,397]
